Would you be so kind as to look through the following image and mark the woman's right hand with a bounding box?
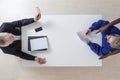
[85,29,91,35]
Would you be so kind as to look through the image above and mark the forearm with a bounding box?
[16,50,36,60]
[106,18,120,28]
[88,42,104,56]
[97,18,120,33]
[11,18,35,27]
[99,49,120,59]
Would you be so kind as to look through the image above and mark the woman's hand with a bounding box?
[85,29,91,35]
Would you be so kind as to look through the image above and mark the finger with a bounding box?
[99,57,102,59]
[42,61,46,64]
[35,14,41,20]
[99,55,107,59]
[36,7,41,13]
[41,58,46,60]
[40,60,46,64]
[39,60,44,64]
[96,30,100,34]
[85,32,88,35]
[35,8,40,14]
[35,7,41,16]
[36,13,40,18]
[40,62,45,64]
[37,12,41,18]
[40,58,46,62]
[85,31,89,35]
[43,58,46,60]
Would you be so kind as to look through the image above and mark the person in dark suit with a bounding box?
[0,7,46,64]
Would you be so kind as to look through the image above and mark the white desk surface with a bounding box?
[21,15,102,67]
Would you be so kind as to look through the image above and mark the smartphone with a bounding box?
[35,27,43,32]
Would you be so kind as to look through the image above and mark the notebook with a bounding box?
[28,36,48,51]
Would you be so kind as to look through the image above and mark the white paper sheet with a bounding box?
[76,31,91,42]
[30,37,48,51]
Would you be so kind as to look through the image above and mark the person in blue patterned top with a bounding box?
[85,18,120,59]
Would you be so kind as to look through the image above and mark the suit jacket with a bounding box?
[0,18,36,60]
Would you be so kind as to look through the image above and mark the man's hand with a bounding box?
[34,7,41,22]
[85,29,91,35]
[35,57,46,64]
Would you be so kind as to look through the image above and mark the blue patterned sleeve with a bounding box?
[89,20,109,31]
[88,42,110,56]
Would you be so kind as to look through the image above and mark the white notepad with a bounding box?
[29,37,48,51]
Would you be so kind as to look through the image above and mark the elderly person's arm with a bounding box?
[97,18,120,33]
[99,49,120,59]
[106,18,120,27]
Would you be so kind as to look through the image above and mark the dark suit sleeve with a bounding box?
[14,50,36,60]
[1,47,36,60]
[0,18,35,33]
[10,18,35,27]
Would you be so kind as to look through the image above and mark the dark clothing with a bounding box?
[88,20,120,56]
[0,18,36,60]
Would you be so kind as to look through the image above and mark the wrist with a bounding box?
[34,57,38,61]
[106,25,111,28]
[34,18,37,22]
[88,29,92,32]
[86,40,91,44]
[88,29,93,33]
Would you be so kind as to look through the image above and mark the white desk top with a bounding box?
[21,15,102,67]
